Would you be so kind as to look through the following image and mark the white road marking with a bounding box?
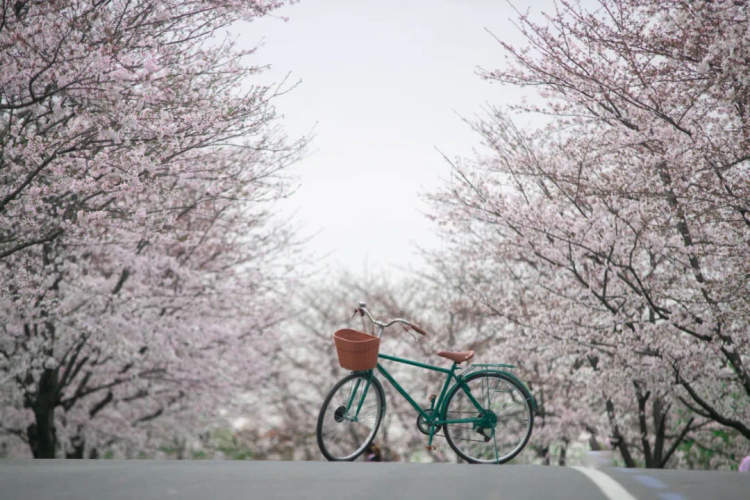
[572,466,638,500]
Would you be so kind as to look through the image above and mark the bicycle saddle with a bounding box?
[437,350,475,364]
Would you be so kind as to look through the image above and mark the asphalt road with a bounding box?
[0,460,747,500]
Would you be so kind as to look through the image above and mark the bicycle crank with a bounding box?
[416,409,442,435]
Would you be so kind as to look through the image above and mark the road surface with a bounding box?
[0,460,747,499]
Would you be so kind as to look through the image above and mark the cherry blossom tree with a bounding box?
[0,0,305,457]
[429,0,749,468]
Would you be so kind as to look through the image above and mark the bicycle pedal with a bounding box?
[425,445,438,452]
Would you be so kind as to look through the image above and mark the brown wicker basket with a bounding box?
[333,329,380,371]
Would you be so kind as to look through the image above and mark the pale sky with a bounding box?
[237,0,553,276]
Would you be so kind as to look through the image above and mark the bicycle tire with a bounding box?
[316,372,385,461]
[443,371,534,464]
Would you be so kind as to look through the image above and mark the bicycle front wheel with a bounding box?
[316,372,385,461]
[443,371,533,464]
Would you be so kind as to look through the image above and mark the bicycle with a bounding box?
[316,302,537,464]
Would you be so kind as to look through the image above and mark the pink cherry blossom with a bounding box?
[1,0,304,458]
[429,0,749,468]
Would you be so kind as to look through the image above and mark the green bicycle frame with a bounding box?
[343,352,498,447]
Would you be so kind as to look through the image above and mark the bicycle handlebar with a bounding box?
[408,323,428,336]
[354,302,428,337]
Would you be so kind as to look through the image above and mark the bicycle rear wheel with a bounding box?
[443,371,533,464]
[316,372,385,461]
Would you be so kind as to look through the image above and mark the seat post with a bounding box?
[427,362,458,449]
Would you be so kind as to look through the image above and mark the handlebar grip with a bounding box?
[410,323,428,336]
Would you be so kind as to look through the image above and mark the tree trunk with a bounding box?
[66,435,85,459]
[27,368,59,458]
[586,425,602,450]
[650,396,667,468]
[541,445,551,465]
[606,398,636,467]
[558,439,568,466]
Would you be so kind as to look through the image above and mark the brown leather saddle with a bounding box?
[436,350,475,364]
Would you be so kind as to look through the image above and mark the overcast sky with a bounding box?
[238,0,554,277]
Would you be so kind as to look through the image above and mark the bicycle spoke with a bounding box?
[492,427,499,462]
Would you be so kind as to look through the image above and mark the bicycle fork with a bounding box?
[344,372,374,422]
